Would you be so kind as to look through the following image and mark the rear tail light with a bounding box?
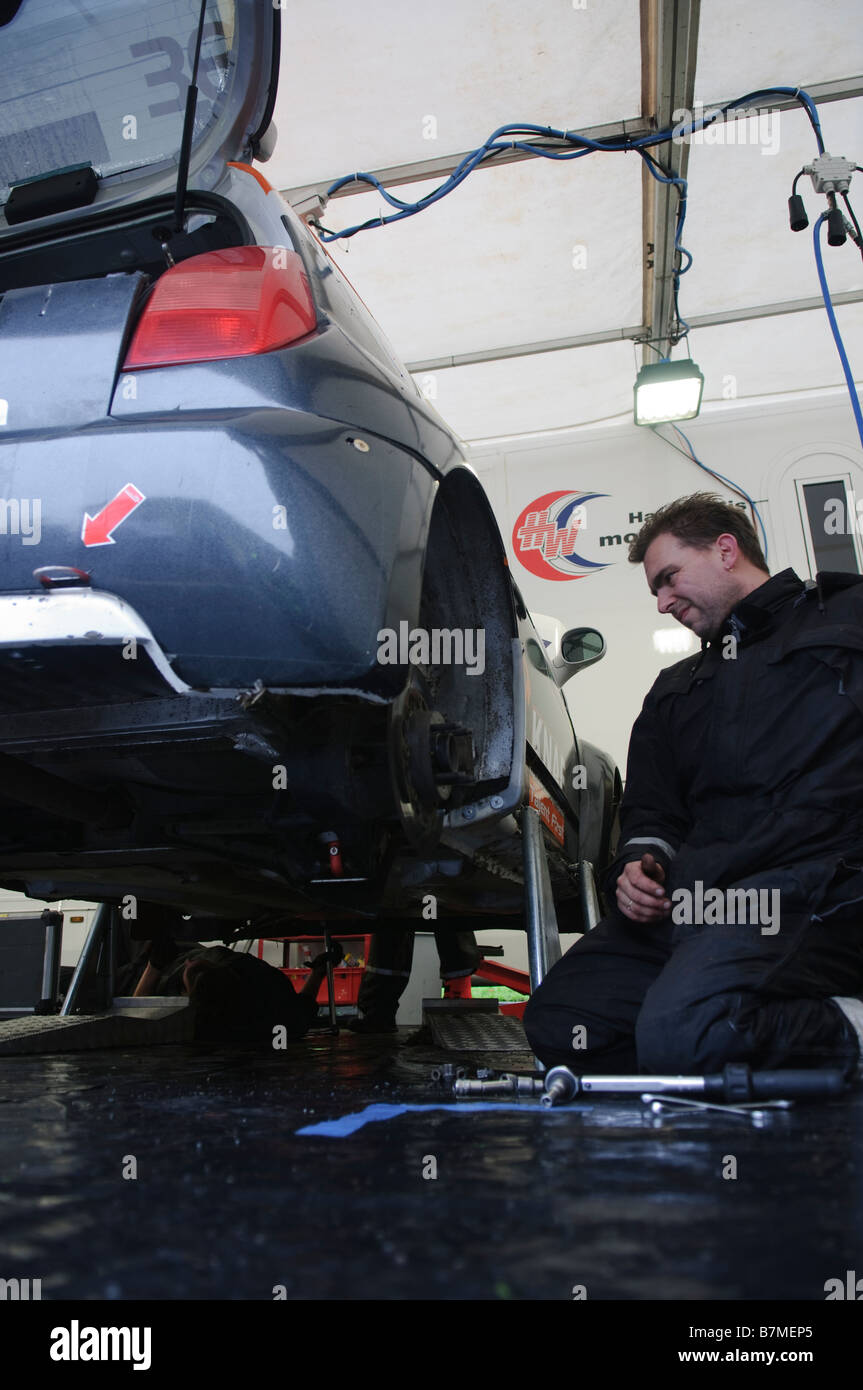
[123,246,317,369]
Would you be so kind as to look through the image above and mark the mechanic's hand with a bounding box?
[308,942,344,970]
[616,853,672,923]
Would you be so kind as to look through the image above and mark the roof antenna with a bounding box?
[173,0,209,235]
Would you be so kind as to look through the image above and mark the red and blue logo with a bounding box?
[512,490,610,581]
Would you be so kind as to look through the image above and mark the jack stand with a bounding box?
[522,806,561,992]
[60,902,115,1015]
[523,806,563,1071]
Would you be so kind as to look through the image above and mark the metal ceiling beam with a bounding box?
[641,0,701,359]
[279,24,861,373]
[281,115,651,212]
[404,290,863,373]
[705,75,863,117]
[685,289,863,329]
[282,75,861,214]
[406,325,647,373]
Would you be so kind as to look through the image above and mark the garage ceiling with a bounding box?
[264,0,863,442]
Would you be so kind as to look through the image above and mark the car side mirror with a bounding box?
[556,627,606,684]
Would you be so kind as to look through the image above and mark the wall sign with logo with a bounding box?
[512,490,611,581]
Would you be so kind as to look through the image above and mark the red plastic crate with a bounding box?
[255,935,370,1006]
[283,967,362,1005]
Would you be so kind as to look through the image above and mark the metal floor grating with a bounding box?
[425,1011,529,1052]
[0,1005,193,1054]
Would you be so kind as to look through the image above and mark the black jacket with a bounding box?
[603,568,863,919]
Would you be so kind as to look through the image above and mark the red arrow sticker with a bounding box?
[82,483,146,547]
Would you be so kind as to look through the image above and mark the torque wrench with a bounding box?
[541,1063,848,1107]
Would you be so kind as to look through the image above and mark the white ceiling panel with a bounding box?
[261,1,863,444]
[414,340,637,440]
[315,155,644,362]
[270,0,642,190]
[416,301,863,442]
[689,303,863,403]
[695,0,863,99]
[682,100,863,317]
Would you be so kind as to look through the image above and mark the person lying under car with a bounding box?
[129,935,343,1047]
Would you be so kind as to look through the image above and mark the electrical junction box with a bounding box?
[806,155,855,194]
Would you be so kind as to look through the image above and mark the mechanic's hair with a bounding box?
[627,492,768,571]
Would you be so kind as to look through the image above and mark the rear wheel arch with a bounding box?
[416,466,518,789]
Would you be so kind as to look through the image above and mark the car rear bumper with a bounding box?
[0,410,436,693]
[0,589,190,713]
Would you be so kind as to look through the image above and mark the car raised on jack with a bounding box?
[0,0,619,947]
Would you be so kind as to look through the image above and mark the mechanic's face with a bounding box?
[644,533,739,641]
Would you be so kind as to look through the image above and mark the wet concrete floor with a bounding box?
[0,1028,860,1301]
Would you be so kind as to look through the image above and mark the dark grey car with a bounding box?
[0,0,619,941]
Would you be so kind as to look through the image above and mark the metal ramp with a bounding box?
[422,997,529,1052]
[421,808,601,1058]
[0,902,194,1053]
[0,1000,193,1054]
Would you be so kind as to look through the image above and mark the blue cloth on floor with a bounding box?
[296,1100,562,1136]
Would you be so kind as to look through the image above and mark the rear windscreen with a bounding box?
[0,0,237,204]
